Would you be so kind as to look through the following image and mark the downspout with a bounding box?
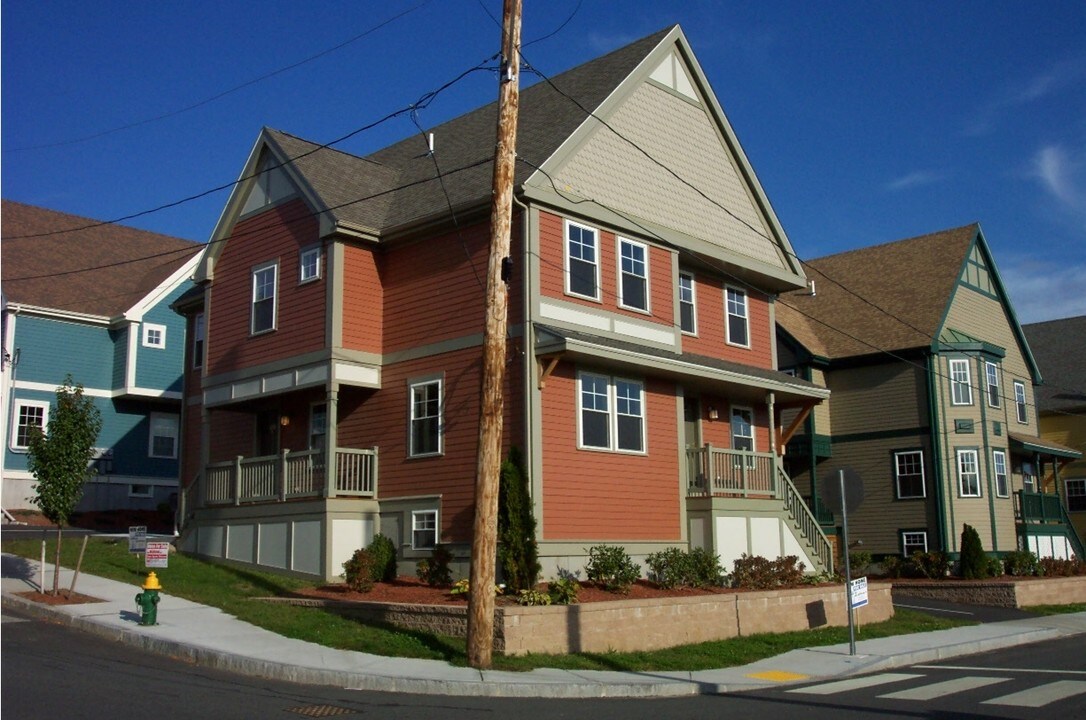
[927,354,949,552]
[512,193,535,509]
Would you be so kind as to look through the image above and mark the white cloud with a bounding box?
[1002,260,1086,323]
[886,170,943,191]
[1031,144,1086,214]
[966,57,1086,136]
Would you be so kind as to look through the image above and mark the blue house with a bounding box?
[2,200,204,514]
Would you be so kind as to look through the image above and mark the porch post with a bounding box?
[324,385,339,499]
[233,455,242,507]
[767,392,779,498]
[279,449,289,502]
[199,406,211,509]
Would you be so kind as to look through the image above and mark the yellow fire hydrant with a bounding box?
[135,572,162,626]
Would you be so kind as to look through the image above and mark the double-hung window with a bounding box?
[985,361,1000,408]
[11,400,49,450]
[1013,380,1028,423]
[957,448,981,497]
[251,261,278,334]
[148,413,179,459]
[1067,479,1086,512]
[993,449,1009,497]
[894,450,925,499]
[299,246,321,283]
[725,287,749,347]
[409,379,442,457]
[578,372,645,453]
[565,221,599,300]
[192,312,205,368]
[902,531,928,556]
[949,358,972,405]
[618,238,648,312]
[678,272,696,334]
[412,509,437,549]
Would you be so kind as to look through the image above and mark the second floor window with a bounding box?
[409,379,442,457]
[949,358,972,405]
[565,221,599,300]
[300,246,321,283]
[985,361,1000,408]
[679,272,696,334]
[894,450,925,498]
[192,313,205,369]
[726,287,749,347]
[618,238,648,312]
[1068,479,1086,512]
[142,323,166,349]
[1013,380,1028,423]
[251,262,278,334]
[993,449,1009,497]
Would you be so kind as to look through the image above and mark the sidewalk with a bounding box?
[3,553,1083,698]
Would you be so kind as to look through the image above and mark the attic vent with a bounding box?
[808,280,816,296]
[427,132,435,154]
[648,52,698,103]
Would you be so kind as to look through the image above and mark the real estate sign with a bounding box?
[145,542,170,569]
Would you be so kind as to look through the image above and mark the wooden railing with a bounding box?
[780,469,834,574]
[203,447,377,506]
[685,445,776,497]
[1015,490,1085,559]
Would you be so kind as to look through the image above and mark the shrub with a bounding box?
[584,545,640,593]
[1003,550,1040,576]
[497,447,541,592]
[686,547,726,588]
[1039,556,1086,577]
[547,576,580,605]
[343,548,376,593]
[879,555,905,579]
[959,524,989,579]
[910,551,951,579]
[415,544,453,586]
[368,533,397,582]
[516,588,552,606]
[646,547,692,589]
[731,554,806,589]
[986,556,1005,578]
[848,550,873,575]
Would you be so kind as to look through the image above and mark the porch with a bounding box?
[201,447,378,506]
[1015,489,1084,559]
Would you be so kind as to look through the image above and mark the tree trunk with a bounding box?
[52,524,63,595]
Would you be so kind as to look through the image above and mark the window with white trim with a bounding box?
[985,361,1000,408]
[902,531,928,557]
[725,287,749,347]
[412,509,437,549]
[129,484,154,498]
[11,400,49,450]
[251,262,278,334]
[1013,380,1028,424]
[617,238,648,312]
[299,246,321,283]
[409,379,442,457]
[957,448,981,497]
[993,449,1009,497]
[894,450,926,499]
[142,323,166,349]
[578,372,645,453]
[148,413,179,459]
[192,312,205,368]
[1067,479,1086,512]
[678,272,696,334]
[949,358,972,405]
[565,221,599,300]
[731,406,755,452]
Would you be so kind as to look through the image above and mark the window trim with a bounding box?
[11,399,49,451]
[893,449,926,499]
[984,361,1001,408]
[408,377,443,458]
[148,412,179,460]
[730,405,756,453]
[251,261,279,335]
[1067,478,1086,513]
[299,245,321,284]
[564,219,600,301]
[576,371,646,454]
[956,448,981,497]
[142,323,167,349]
[1013,380,1028,424]
[678,271,697,335]
[725,285,750,348]
[616,237,650,313]
[128,484,154,499]
[192,312,205,369]
[901,530,928,557]
[309,402,327,453]
[949,358,973,406]
[993,449,1009,498]
[411,509,438,549]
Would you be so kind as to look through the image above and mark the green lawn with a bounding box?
[4,536,974,672]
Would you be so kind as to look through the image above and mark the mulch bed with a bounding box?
[15,591,105,606]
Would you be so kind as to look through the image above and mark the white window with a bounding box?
[731,406,755,452]
[578,372,645,453]
[142,323,166,349]
[985,361,1000,408]
[679,272,696,334]
[725,287,749,347]
[949,358,972,405]
[11,400,49,450]
[993,449,1009,497]
[251,262,278,334]
[129,484,154,498]
[957,448,981,497]
[894,450,926,499]
[617,238,648,312]
[192,312,205,369]
[148,413,179,459]
[300,246,321,283]
[902,531,928,557]
[1013,380,1028,424]
[412,509,437,549]
[409,379,442,457]
[1067,479,1086,512]
[565,221,599,300]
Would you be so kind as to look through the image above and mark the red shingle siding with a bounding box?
[540,362,681,541]
[209,408,256,463]
[206,199,325,375]
[341,243,383,352]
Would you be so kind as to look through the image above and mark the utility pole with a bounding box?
[467,0,521,670]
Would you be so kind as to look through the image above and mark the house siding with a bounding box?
[680,273,775,368]
[341,243,383,353]
[134,283,190,392]
[827,362,928,437]
[15,316,114,389]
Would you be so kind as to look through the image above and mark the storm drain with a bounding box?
[284,704,356,717]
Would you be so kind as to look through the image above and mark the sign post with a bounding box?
[821,468,864,656]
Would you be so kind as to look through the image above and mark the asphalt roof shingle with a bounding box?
[1022,315,1086,414]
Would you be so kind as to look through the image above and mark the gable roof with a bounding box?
[2,200,202,318]
[777,224,979,360]
[1023,315,1086,414]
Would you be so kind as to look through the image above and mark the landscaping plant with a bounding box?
[584,544,640,593]
[496,447,540,591]
[368,533,397,582]
[958,524,989,579]
[343,548,377,592]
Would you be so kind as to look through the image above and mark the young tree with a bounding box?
[27,375,102,594]
[497,446,540,591]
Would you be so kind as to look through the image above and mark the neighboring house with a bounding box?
[1023,316,1086,546]
[776,225,1082,562]
[2,200,204,514]
[175,25,831,583]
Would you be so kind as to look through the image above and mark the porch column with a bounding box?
[199,406,211,509]
[323,385,339,498]
[766,391,779,497]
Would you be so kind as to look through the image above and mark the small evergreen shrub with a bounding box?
[584,544,641,593]
[686,547,726,588]
[646,547,692,589]
[910,550,951,579]
[731,554,806,589]
[415,544,454,586]
[1003,550,1040,576]
[547,576,580,605]
[986,556,1005,578]
[343,548,376,593]
[497,447,541,592]
[959,524,989,579]
[367,533,397,582]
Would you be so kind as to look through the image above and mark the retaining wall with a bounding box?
[892,576,1086,608]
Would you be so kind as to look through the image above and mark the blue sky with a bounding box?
[4,1,1084,323]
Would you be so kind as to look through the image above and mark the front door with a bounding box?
[256,410,280,457]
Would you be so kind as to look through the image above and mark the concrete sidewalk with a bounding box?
[3,553,1083,698]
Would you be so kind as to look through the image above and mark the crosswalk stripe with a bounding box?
[982,680,1086,708]
[878,676,1008,700]
[787,673,923,695]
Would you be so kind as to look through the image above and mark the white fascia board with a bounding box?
[125,318,139,390]
[199,132,269,283]
[5,303,111,326]
[123,248,204,322]
[14,380,181,401]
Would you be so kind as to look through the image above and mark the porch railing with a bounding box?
[204,446,377,506]
[1015,490,1085,558]
[780,468,834,574]
[685,445,776,497]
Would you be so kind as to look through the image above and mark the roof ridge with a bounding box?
[806,223,980,265]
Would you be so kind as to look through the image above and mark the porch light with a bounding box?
[280,415,290,427]
[707,406,719,420]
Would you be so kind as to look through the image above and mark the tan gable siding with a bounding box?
[825,362,928,436]
[811,368,832,433]
[553,82,784,270]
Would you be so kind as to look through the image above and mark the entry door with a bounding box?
[256,410,280,457]
[683,397,701,449]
